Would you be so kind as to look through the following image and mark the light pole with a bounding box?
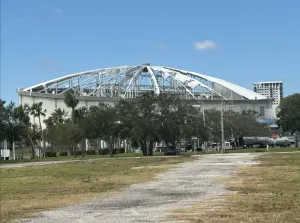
[193,102,206,150]
[202,100,205,126]
[221,100,225,153]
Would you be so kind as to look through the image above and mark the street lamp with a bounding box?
[193,102,206,151]
[221,100,225,153]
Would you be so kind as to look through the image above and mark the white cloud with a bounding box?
[54,8,63,14]
[194,40,217,50]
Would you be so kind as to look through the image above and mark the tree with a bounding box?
[277,93,300,146]
[229,110,270,138]
[64,89,79,123]
[74,107,88,157]
[84,103,119,157]
[115,100,136,152]
[156,94,208,150]
[45,123,81,155]
[14,105,36,159]
[0,99,8,141]
[51,108,69,124]
[205,109,232,142]
[30,102,47,156]
[4,102,25,145]
[131,92,160,156]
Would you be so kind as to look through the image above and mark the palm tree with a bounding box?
[30,102,47,156]
[52,108,69,124]
[64,89,79,123]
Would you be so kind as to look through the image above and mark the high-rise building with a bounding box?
[253,81,283,106]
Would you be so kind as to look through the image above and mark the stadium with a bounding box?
[17,64,275,126]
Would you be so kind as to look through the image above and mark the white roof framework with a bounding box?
[20,64,266,101]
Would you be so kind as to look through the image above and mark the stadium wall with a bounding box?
[18,91,275,129]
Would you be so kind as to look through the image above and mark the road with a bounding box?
[15,153,259,223]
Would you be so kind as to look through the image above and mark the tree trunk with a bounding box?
[73,143,77,157]
[147,140,154,156]
[108,141,114,157]
[81,139,85,158]
[27,128,35,159]
[140,141,147,156]
[71,108,74,123]
[295,131,299,147]
[38,116,46,158]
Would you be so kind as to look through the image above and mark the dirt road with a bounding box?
[16,153,259,223]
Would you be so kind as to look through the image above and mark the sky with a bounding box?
[1,0,299,103]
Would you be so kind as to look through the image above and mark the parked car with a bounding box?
[164,148,180,156]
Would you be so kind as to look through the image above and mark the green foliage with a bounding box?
[83,103,119,156]
[64,89,79,123]
[2,92,271,159]
[277,93,300,132]
[44,108,69,127]
[45,122,81,153]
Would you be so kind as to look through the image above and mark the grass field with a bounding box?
[0,151,193,164]
[1,147,299,165]
[170,152,300,223]
[0,156,192,223]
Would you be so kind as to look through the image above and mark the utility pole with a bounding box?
[202,100,205,125]
[221,100,225,153]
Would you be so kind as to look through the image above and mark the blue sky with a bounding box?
[1,0,299,103]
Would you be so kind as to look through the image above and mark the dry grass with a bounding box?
[0,156,192,223]
[170,153,300,223]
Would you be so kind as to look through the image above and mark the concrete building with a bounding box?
[253,81,283,106]
[17,64,276,128]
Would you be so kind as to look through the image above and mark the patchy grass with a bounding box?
[2,148,298,165]
[0,156,193,223]
[0,152,193,165]
[170,152,300,223]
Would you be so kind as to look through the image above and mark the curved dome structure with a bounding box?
[18,64,276,124]
[21,64,266,101]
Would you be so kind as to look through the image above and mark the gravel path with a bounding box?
[16,153,259,223]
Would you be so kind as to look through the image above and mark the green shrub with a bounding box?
[60,152,68,156]
[99,149,108,155]
[86,150,96,155]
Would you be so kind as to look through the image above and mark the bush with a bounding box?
[60,152,68,156]
[98,149,108,155]
[75,151,83,156]
[45,152,57,157]
[86,150,96,155]
[118,148,125,153]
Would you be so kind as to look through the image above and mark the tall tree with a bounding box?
[30,102,47,156]
[74,107,88,157]
[0,99,8,141]
[277,93,300,146]
[115,100,138,152]
[84,103,119,157]
[4,102,25,145]
[14,105,36,159]
[132,92,160,156]
[64,89,79,123]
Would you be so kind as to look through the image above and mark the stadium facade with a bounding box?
[17,64,276,127]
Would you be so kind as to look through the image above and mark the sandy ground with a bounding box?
[14,153,259,223]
